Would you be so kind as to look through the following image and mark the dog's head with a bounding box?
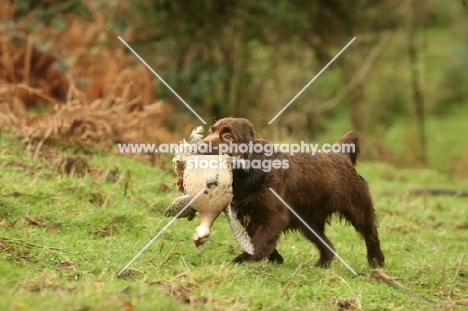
[204,118,258,144]
[197,117,265,157]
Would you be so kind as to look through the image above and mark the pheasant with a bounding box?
[165,127,254,255]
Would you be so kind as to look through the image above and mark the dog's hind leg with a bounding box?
[343,200,385,267]
[355,214,384,267]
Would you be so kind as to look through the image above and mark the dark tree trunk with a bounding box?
[340,45,366,133]
[408,0,427,165]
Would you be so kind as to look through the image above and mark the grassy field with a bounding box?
[0,132,467,311]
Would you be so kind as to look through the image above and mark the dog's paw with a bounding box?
[368,254,385,268]
[314,259,332,268]
[233,252,251,263]
[268,249,284,264]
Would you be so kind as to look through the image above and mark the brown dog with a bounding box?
[197,117,384,267]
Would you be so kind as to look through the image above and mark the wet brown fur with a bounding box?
[199,117,384,267]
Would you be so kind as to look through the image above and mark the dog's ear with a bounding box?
[247,126,256,141]
[219,126,234,142]
[239,119,256,141]
[234,119,256,142]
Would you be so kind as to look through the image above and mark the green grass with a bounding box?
[1,132,467,311]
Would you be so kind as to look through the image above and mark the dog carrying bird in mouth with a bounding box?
[171,117,385,267]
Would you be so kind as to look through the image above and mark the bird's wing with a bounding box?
[165,195,197,221]
[189,126,204,144]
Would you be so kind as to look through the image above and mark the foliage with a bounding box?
[125,0,397,121]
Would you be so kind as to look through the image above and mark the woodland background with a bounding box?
[0,0,467,174]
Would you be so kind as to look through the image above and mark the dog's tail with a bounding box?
[336,131,360,166]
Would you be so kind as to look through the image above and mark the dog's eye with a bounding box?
[222,133,233,141]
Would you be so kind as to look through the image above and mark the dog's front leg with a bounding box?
[267,248,284,263]
[233,216,286,263]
